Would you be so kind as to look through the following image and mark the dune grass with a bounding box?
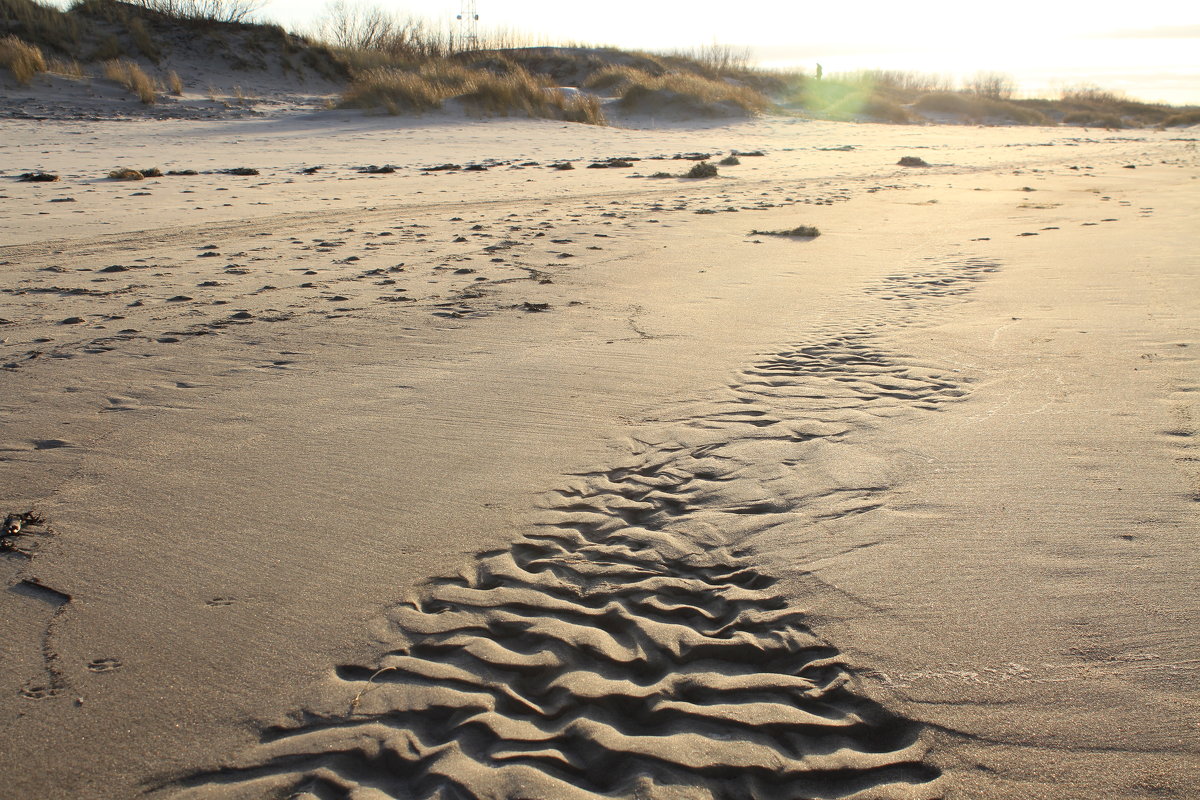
[340,65,444,111]
[340,60,606,124]
[0,33,46,83]
[46,55,86,77]
[1162,109,1200,127]
[102,57,156,103]
[606,68,769,116]
[0,0,83,53]
[912,92,1048,125]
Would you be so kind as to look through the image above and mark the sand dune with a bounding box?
[1,115,1196,799]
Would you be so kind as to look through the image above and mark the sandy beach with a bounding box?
[1,110,1197,799]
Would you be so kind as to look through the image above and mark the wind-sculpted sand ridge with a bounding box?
[178,539,939,799]
[176,258,999,800]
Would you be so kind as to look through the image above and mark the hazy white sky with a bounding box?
[37,0,1195,101]
[257,0,1197,50]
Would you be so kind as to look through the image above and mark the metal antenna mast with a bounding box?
[457,0,479,51]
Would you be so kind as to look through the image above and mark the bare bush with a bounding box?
[1061,84,1125,105]
[317,0,400,50]
[966,71,1015,100]
[313,1,555,61]
[120,0,265,24]
[858,69,954,95]
[670,42,751,75]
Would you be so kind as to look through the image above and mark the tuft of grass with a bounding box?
[102,57,157,103]
[0,34,47,84]
[752,226,820,238]
[684,161,718,178]
[46,56,87,78]
[108,167,145,180]
[167,68,182,94]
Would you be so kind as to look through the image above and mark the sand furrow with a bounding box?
[173,257,1003,799]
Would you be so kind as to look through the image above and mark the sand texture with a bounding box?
[1,115,1197,800]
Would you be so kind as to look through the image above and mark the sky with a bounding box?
[248,0,1200,103]
[256,0,1195,48]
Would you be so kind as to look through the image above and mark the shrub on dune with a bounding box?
[0,34,47,84]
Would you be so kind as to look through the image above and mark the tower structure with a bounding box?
[456,0,479,51]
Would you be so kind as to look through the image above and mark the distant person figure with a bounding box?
[816,63,823,80]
